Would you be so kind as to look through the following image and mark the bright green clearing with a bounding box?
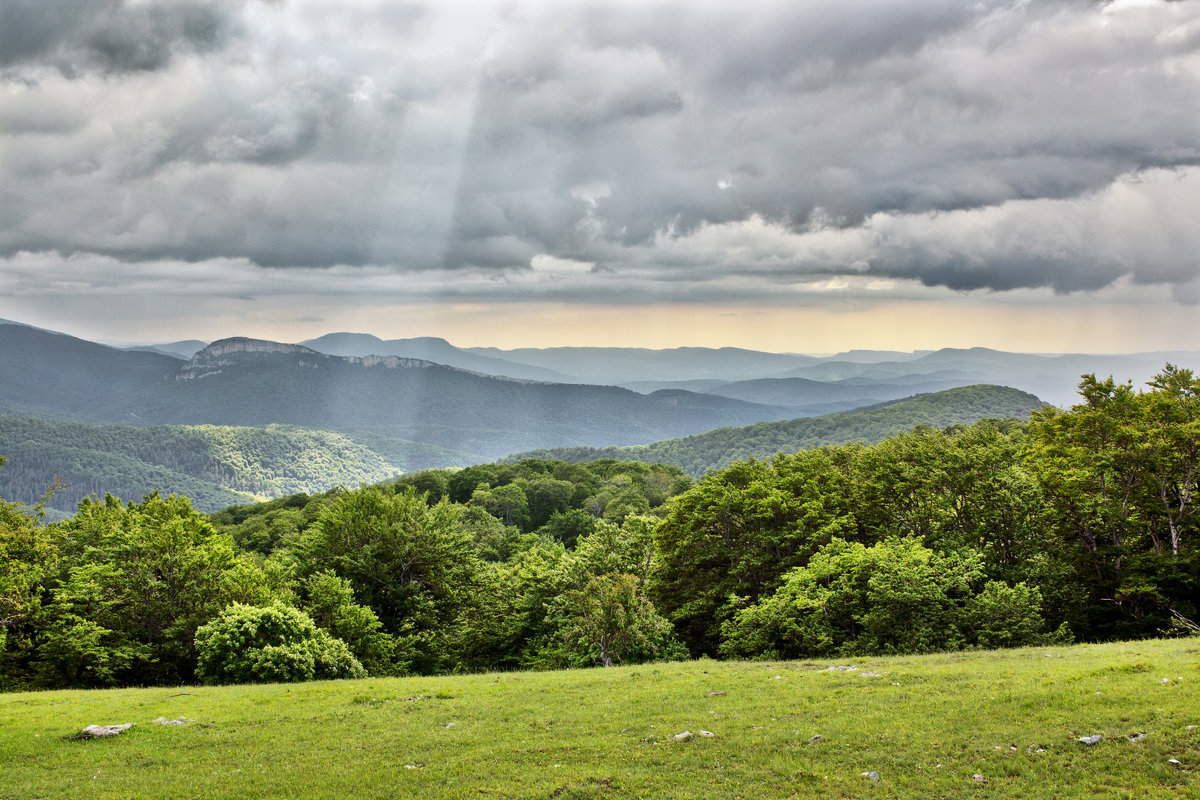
[2,639,1197,800]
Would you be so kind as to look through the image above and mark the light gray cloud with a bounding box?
[0,0,1198,303]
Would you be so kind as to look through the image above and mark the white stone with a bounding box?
[80,723,133,738]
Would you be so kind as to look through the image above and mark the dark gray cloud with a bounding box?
[1,0,1199,301]
[0,0,241,75]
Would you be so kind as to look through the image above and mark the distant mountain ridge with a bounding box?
[464,345,821,385]
[113,322,1200,407]
[299,332,569,382]
[0,325,800,464]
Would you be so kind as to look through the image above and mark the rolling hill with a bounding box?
[505,384,1049,476]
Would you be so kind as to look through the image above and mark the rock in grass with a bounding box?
[861,771,880,781]
[152,717,191,726]
[705,691,727,696]
[807,735,823,745]
[971,774,987,784]
[698,730,716,737]
[1128,732,1146,742]
[1077,735,1103,745]
[673,731,694,741]
[80,724,133,738]
[1169,759,1183,767]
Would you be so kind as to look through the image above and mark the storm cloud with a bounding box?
[2,0,1199,309]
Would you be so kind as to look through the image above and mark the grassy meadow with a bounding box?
[1,638,1197,800]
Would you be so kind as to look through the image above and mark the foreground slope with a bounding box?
[1,638,1194,799]
[509,384,1047,476]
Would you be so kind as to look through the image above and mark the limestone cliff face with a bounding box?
[346,354,437,369]
[195,337,317,360]
[174,337,440,381]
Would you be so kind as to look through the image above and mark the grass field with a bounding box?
[1,638,1197,799]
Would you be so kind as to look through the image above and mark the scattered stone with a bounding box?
[166,692,195,698]
[1077,735,1103,745]
[860,671,880,678]
[698,730,716,737]
[706,691,727,697]
[79,724,133,738]
[1162,678,1172,684]
[445,722,456,729]
[1128,733,1146,743]
[1009,745,1018,752]
[772,675,783,680]
[807,735,823,745]
[672,731,694,741]
[821,665,859,672]
[152,717,191,726]
[861,771,880,781]
[971,774,987,784]
[1169,759,1182,767]
[404,765,418,770]
[1187,725,1197,730]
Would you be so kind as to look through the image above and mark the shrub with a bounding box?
[195,602,364,684]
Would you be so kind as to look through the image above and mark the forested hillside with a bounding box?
[509,384,1048,476]
[2,367,1195,691]
[0,416,456,515]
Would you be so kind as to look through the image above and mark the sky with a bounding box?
[1,0,1199,353]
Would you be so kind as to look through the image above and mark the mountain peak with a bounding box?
[194,337,321,361]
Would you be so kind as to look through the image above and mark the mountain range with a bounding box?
[0,323,798,463]
[1,316,1191,513]
[106,324,1199,408]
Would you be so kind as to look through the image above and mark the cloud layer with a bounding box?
[2,0,1199,316]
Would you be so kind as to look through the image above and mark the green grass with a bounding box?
[2,639,1197,799]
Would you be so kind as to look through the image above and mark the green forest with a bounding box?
[0,368,1196,690]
